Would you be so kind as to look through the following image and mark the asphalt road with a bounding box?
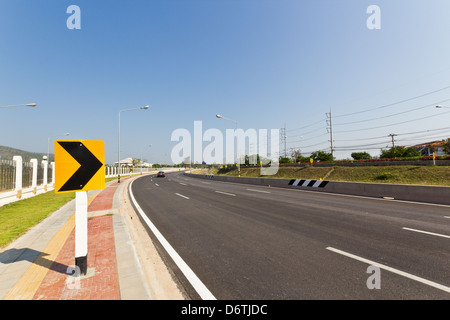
[130,172,450,300]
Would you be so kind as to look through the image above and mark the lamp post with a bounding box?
[118,105,150,183]
[216,114,241,177]
[0,103,37,108]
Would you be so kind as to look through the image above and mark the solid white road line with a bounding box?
[179,183,187,186]
[246,188,271,194]
[402,227,450,239]
[326,247,450,293]
[129,181,216,300]
[215,190,236,196]
[175,193,190,200]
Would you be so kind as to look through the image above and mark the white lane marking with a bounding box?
[179,183,187,186]
[402,227,450,239]
[155,183,159,187]
[246,188,271,194]
[326,247,450,293]
[202,182,211,185]
[129,181,216,300]
[444,216,450,219]
[215,191,236,196]
[175,193,190,200]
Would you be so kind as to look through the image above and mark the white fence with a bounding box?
[0,156,54,207]
[0,155,182,207]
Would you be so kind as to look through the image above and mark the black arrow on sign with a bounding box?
[57,141,103,192]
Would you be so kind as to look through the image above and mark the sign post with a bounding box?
[75,191,88,274]
[55,140,105,275]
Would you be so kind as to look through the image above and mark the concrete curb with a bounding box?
[185,173,450,205]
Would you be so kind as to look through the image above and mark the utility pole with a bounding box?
[388,134,397,148]
[326,111,334,160]
[280,126,287,158]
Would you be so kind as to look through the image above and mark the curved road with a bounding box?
[130,172,450,300]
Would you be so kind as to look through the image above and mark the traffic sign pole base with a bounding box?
[75,256,88,276]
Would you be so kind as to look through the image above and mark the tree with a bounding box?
[132,158,141,166]
[442,138,450,154]
[351,152,372,160]
[380,146,420,158]
[310,151,334,162]
[279,157,292,164]
[290,149,302,163]
[295,155,311,163]
[402,147,420,158]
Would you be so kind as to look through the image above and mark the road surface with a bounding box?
[130,172,450,300]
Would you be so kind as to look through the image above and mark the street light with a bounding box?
[118,105,150,183]
[216,114,240,176]
[0,103,37,108]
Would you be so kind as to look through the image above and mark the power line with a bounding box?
[287,118,327,133]
[333,99,450,126]
[334,84,450,118]
[337,126,450,142]
[334,110,450,134]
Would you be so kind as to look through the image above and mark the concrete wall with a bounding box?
[184,173,450,205]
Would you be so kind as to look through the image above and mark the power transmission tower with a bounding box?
[326,112,334,159]
[280,125,287,158]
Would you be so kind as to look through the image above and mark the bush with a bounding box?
[380,146,420,158]
[376,172,395,180]
[310,151,334,162]
[279,157,292,164]
[351,152,372,160]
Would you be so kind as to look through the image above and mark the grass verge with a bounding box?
[208,165,450,186]
[0,191,75,249]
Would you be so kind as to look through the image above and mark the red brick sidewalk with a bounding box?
[32,182,122,300]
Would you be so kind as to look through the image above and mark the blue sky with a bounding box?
[1,0,450,164]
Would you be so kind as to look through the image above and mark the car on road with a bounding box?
[157,171,165,177]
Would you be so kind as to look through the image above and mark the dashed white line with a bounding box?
[179,183,187,186]
[155,183,159,187]
[402,227,450,239]
[215,190,236,196]
[202,182,211,185]
[326,247,450,293]
[175,193,190,200]
[246,188,271,194]
[444,216,450,219]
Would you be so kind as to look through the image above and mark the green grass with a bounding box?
[209,165,450,186]
[0,191,75,249]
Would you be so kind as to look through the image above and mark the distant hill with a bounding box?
[0,145,53,162]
